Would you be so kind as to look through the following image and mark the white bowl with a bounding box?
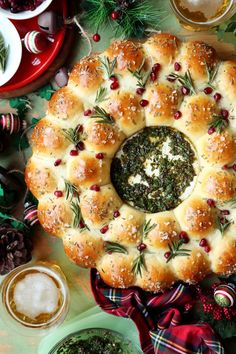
[0,15,22,86]
[0,0,53,20]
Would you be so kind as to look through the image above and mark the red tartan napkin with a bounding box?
[90,269,225,354]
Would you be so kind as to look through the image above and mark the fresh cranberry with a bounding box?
[100,225,109,234]
[179,231,189,243]
[181,86,190,95]
[164,251,171,259]
[136,87,145,95]
[221,109,229,119]
[70,150,78,156]
[204,87,213,95]
[96,153,104,159]
[90,184,100,192]
[93,33,101,42]
[110,81,119,90]
[84,109,92,116]
[113,210,120,218]
[207,199,216,207]
[199,238,207,247]
[153,63,161,73]
[208,127,215,135]
[174,111,182,120]
[150,72,157,82]
[214,93,222,102]
[140,99,149,107]
[76,141,85,151]
[111,11,120,20]
[233,164,236,171]
[204,245,211,253]
[174,62,181,71]
[137,243,147,251]
[54,159,62,167]
[110,75,118,82]
[220,209,230,215]
[54,190,63,198]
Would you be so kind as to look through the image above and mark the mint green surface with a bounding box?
[0,1,236,353]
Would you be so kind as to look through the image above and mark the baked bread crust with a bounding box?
[25,33,236,292]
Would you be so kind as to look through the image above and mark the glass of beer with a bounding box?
[170,0,236,30]
[0,262,69,334]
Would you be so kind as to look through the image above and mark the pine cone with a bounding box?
[0,224,32,275]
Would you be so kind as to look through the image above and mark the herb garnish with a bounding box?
[141,219,156,239]
[99,56,117,79]
[90,106,114,124]
[64,181,78,201]
[166,239,191,263]
[128,59,150,88]
[70,199,82,228]
[217,217,232,236]
[105,241,128,254]
[0,32,9,73]
[95,87,108,104]
[168,70,196,94]
[132,252,147,277]
[205,61,219,88]
[63,127,82,146]
[228,198,236,208]
[209,114,229,133]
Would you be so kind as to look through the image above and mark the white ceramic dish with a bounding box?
[0,0,53,20]
[0,15,22,87]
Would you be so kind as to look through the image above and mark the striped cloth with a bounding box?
[90,269,225,354]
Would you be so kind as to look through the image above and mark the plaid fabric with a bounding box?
[90,269,225,354]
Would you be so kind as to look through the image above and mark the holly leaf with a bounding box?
[0,184,4,197]
[9,96,31,117]
[36,83,55,100]
[11,219,26,231]
[31,117,40,125]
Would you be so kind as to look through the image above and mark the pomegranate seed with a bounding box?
[179,231,189,243]
[164,251,171,259]
[79,221,85,229]
[220,217,226,224]
[167,75,176,82]
[214,93,222,102]
[223,164,229,170]
[233,164,236,171]
[204,87,213,95]
[70,150,78,156]
[136,87,145,95]
[174,111,182,120]
[84,109,92,116]
[199,238,207,247]
[93,33,101,42]
[137,243,147,251]
[140,99,149,107]
[208,127,215,135]
[90,184,100,192]
[111,10,120,20]
[76,141,85,151]
[150,72,157,81]
[204,245,211,253]
[174,62,181,71]
[54,159,62,167]
[113,210,120,218]
[76,124,83,133]
[54,190,63,198]
[207,199,216,207]
[221,109,229,119]
[153,63,161,73]
[220,209,230,215]
[110,75,118,82]
[110,81,119,90]
[100,225,109,234]
[181,86,190,95]
[96,153,104,159]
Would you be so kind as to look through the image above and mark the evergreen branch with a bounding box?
[168,70,196,94]
[70,200,82,228]
[205,61,219,88]
[217,217,232,236]
[90,106,114,124]
[128,59,150,88]
[166,239,191,263]
[142,219,156,239]
[132,252,147,277]
[209,114,229,133]
[64,181,78,201]
[62,127,81,146]
[99,56,117,79]
[95,87,108,104]
[104,241,128,254]
[0,32,9,73]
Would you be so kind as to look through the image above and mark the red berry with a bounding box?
[79,221,85,229]
[113,210,120,218]
[137,243,147,251]
[221,109,229,119]
[204,87,213,95]
[208,127,215,135]
[181,86,190,95]
[207,199,216,207]
[220,217,226,224]
[76,124,83,133]
[179,231,189,243]
[111,11,120,20]
[220,209,230,215]
[84,109,92,116]
[174,111,182,120]
[223,164,229,170]
[199,238,207,247]
[90,184,100,192]
[93,33,101,42]
[110,81,119,90]
[110,75,118,82]
[150,72,157,82]
[76,141,85,151]
[70,149,78,156]
[174,62,181,71]
[204,245,211,253]
[140,99,149,107]
[214,93,222,102]
[153,63,161,73]
[164,251,171,259]
[136,87,145,95]
[100,225,109,234]
[54,159,62,167]
[54,190,63,198]
[233,164,236,171]
[96,153,104,159]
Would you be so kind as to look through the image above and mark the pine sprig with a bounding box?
[132,252,147,277]
[166,239,191,263]
[90,106,114,124]
[0,32,9,73]
[62,127,82,146]
[128,59,150,88]
[95,87,108,104]
[105,241,128,254]
[70,200,82,228]
[209,114,229,133]
[64,181,78,201]
[217,216,232,236]
[168,70,196,94]
[142,219,156,239]
[99,56,117,79]
[205,61,219,88]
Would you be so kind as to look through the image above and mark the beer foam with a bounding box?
[179,0,224,19]
[13,273,60,319]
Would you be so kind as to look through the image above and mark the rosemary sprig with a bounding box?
[166,239,191,263]
[205,61,219,88]
[80,223,90,233]
[142,219,156,239]
[99,56,117,79]
[95,87,108,104]
[209,114,229,133]
[64,181,78,201]
[168,70,196,94]
[70,200,82,228]
[90,106,114,124]
[228,198,236,208]
[62,127,81,146]
[217,217,232,236]
[132,252,147,277]
[128,59,150,88]
[105,241,128,254]
[0,32,9,73]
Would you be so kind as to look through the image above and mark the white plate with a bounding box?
[0,0,53,20]
[0,15,22,87]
